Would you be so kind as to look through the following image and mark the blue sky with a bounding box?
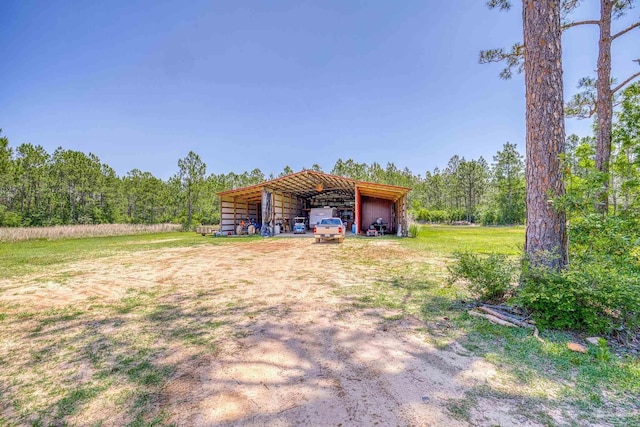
[1,1,638,179]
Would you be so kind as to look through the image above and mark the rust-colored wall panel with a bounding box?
[361,197,394,232]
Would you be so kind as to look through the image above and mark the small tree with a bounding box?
[457,157,489,222]
[488,142,526,224]
[177,151,206,228]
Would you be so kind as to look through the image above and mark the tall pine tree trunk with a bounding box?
[595,0,613,213]
[523,0,568,269]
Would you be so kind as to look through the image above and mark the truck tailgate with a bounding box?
[316,226,338,235]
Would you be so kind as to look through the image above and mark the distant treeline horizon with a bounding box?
[4,125,634,228]
[0,128,529,227]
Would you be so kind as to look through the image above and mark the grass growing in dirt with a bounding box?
[0,226,638,426]
[0,232,261,279]
[0,232,262,426]
[337,225,640,426]
[0,286,232,426]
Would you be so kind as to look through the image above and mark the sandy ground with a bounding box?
[0,238,542,426]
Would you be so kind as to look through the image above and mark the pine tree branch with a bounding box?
[486,0,511,11]
[612,21,640,40]
[562,20,600,30]
[479,43,524,80]
[612,71,640,94]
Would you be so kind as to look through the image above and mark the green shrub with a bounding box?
[0,205,22,227]
[410,208,476,224]
[479,207,498,226]
[569,213,640,268]
[408,223,419,238]
[447,208,467,223]
[429,210,448,223]
[77,215,93,225]
[513,212,640,336]
[517,260,640,335]
[448,251,515,302]
[412,208,429,222]
[411,209,449,223]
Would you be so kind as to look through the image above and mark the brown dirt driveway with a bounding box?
[0,237,541,426]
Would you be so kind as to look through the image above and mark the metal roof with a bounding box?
[217,170,410,202]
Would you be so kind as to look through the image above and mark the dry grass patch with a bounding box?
[0,223,182,242]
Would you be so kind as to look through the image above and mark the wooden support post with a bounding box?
[290,192,294,221]
[271,191,275,228]
[261,189,268,230]
[355,186,360,235]
[401,195,408,237]
[233,198,237,233]
[391,200,396,233]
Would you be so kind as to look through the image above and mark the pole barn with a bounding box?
[216,170,410,237]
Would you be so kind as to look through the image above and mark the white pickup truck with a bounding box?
[314,218,346,243]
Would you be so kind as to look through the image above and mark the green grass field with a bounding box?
[0,225,638,426]
[404,224,525,255]
[0,232,249,279]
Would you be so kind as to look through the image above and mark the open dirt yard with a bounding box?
[0,233,636,426]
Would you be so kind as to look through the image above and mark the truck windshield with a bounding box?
[319,219,341,225]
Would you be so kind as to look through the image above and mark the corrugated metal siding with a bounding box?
[361,197,394,232]
[220,197,260,233]
[272,192,305,232]
[221,191,306,234]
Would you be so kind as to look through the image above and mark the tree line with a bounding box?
[0,141,263,227]
[0,130,526,228]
